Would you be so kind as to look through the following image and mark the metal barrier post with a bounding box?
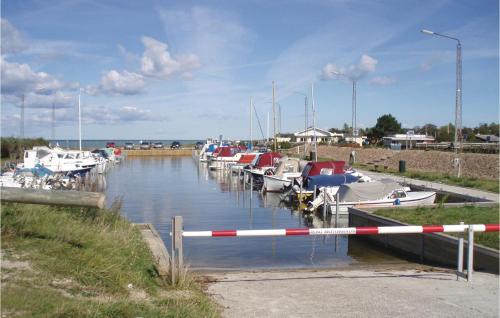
[467,225,474,282]
[171,216,183,285]
[250,173,253,198]
[335,192,340,228]
[456,221,464,280]
[322,187,327,219]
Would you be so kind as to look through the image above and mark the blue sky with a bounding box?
[1,0,498,140]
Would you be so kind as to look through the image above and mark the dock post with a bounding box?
[250,173,253,198]
[467,225,474,282]
[299,183,303,205]
[322,187,327,219]
[335,192,340,228]
[456,221,464,280]
[313,185,317,200]
[171,216,184,285]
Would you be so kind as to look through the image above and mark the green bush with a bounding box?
[1,137,48,159]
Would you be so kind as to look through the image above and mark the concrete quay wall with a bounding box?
[348,207,499,274]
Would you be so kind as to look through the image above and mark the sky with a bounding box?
[1,0,498,140]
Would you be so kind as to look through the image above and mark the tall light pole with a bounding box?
[78,88,82,151]
[293,91,308,157]
[421,29,462,176]
[331,71,357,143]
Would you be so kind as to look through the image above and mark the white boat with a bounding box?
[320,180,436,215]
[262,158,304,193]
[23,146,97,173]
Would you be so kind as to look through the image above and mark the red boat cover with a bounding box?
[238,145,248,151]
[114,148,122,156]
[255,152,282,168]
[301,161,345,178]
[211,147,223,157]
[216,146,240,157]
[237,154,256,164]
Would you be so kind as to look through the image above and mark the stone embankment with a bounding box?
[316,146,498,180]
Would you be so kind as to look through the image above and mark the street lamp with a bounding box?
[421,29,462,176]
[293,91,309,157]
[330,71,357,143]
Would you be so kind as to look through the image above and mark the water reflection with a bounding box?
[105,157,405,270]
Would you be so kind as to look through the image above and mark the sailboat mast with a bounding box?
[250,97,253,149]
[272,81,277,151]
[78,88,82,151]
[311,83,317,161]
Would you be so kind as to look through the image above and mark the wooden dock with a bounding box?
[124,149,193,156]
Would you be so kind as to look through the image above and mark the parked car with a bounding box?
[124,142,134,150]
[153,142,164,149]
[195,141,204,150]
[106,142,116,148]
[170,141,181,149]
[140,141,151,149]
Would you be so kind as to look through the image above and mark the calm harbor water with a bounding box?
[105,156,407,270]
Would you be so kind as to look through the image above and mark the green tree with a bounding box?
[368,114,402,142]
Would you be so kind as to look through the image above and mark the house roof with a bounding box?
[294,127,334,137]
[383,134,435,142]
[475,134,499,142]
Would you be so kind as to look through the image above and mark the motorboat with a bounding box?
[262,157,306,193]
[208,146,243,170]
[23,147,97,174]
[319,180,436,215]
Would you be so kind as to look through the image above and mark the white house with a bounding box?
[383,134,435,149]
[293,127,344,144]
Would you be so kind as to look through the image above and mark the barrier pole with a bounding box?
[467,225,474,282]
[322,188,327,219]
[335,192,340,228]
[171,216,183,285]
[457,221,464,280]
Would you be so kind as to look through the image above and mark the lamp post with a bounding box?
[293,91,308,157]
[421,29,462,176]
[331,71,357,143]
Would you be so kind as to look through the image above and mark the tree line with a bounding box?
[329,114,499,144]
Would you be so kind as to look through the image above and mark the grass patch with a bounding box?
[374,205,500,250]
[1,203,219,317]
[354,164,499,193]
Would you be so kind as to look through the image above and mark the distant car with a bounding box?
[170,141,181,149]
[140,141,151,149]
[124,142,134,150]
[106,142,116,148]
[153,142,164,149]
[195,141,204,150]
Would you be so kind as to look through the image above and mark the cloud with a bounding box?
[140,36,201,79]
[420,53,446,71]
[321,54,378,81]
[82,105,167,124]
[1,19,28,55]
[1,56,64,96]
[369,76,396,86]
[97,70,146,95]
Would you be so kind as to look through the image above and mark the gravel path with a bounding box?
[206,268,499,318]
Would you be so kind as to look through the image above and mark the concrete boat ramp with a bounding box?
[206,267,499,318]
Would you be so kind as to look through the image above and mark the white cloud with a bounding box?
[369,76,396,86]
[420,53,446,72]
[100,70,145,95]
[320,54,378,81]
[1,19,28,55]
[82,105,167,124]
[140,36,201,79]
[1,56,64,96]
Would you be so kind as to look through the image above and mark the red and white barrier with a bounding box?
[182,224,500,237]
